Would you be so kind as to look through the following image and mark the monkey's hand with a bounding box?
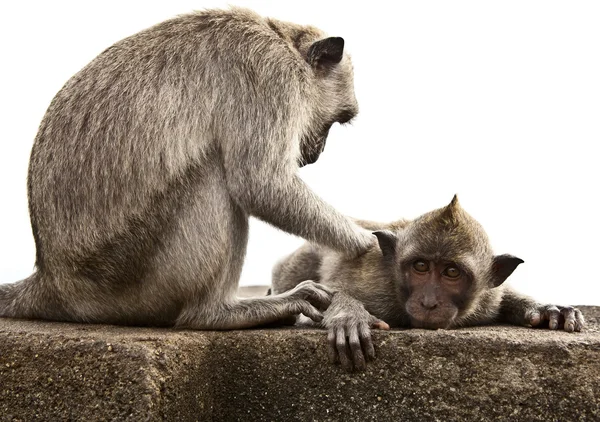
[323,292,390,372]
[347,229,378,258]
[526,304,585,333]
[281,280,334,322]
[499,289,585,333]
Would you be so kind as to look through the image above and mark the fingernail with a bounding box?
[529,312,541,326]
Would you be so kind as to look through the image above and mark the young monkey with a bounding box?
[271,196,585,371]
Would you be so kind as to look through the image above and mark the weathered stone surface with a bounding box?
[1,306,599,421]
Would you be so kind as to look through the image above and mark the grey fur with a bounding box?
[272,196,585,371]
[0,8,375,329]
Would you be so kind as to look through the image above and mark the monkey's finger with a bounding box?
[358,323,375,362]
[335,327,352,372]
[309,282,334,295]
[327,329,338,364]
[371,319,390,331]
[292,281,332,310]
[574,309,585,332]
[297,280,334,298]
[526,310,542,327]
[348,326,366,371]
[545,306,561,330]
[294,300,323,323]
[307,288,333,311]
[561,307,576,333]
[294,279,329,292]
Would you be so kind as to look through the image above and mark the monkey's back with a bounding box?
[26,8,315,277]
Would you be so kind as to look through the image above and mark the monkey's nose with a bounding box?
[421,300,438,310]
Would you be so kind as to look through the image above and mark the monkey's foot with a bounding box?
[527,305,585,332]
[177,280,332,329]
[282,280,333,321]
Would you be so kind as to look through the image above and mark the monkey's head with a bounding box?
[374,196,524,329]
[296,35,359,167]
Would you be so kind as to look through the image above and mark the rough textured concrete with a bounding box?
[1,307,599,421]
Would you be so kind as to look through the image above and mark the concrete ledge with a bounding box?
[1,307,599,421]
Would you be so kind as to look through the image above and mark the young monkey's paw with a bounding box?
[326,310,389,372]
[526,305,585,333]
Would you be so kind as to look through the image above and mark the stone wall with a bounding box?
[1,306,598,421]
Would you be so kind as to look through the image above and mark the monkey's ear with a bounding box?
[444,194,460,213]
[308,37,344,67]
[439,194,461,221]
[373,230,397,257]
[449,194,459,207]
[490,254,524,287]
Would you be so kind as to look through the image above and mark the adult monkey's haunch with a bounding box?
[0,8,373,328]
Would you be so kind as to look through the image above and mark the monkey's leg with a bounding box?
[0,274,76,321]
[177,280,333,330]
[498,288,585,332]
[0,280,24,318]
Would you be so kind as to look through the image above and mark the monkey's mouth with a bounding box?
[409,318,452,330]
[407,310,457,330]
[298,132,329,167]
[405,301,458,329]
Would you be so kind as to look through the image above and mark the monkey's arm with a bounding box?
[497,287,585,332]
[222,118,374,257]
[231,173,373,256]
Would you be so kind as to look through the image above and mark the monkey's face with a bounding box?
[298,106,356,167]
[401,259,472,329]
[375,195,523,329]
[297,36,359,167]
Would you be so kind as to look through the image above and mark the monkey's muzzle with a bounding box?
[298,132,328,167]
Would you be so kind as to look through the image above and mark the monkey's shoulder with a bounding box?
[318,244,388,289]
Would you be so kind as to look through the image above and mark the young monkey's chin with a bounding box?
[409,314,456,330]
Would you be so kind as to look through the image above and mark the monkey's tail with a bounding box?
[0,274,40,318]
[0,281,19,317]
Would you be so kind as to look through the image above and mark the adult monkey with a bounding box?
[0,8,372,328]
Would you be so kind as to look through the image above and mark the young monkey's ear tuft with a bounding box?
[449,194,459,208]
[490,254,524,287]
[439,194,462,222]
[373,230,398,258]
[308,37,344,68]
[445,194,460,213]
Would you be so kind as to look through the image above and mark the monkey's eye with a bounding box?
[412,261,429,273]
[444,266,461,278]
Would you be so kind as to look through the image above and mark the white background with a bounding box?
[1,1,598,305]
